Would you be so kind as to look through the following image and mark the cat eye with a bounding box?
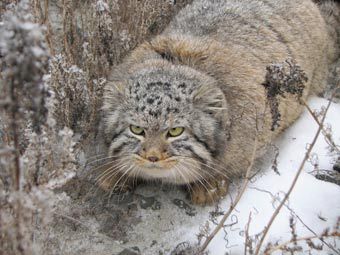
[168,127,184,137]
[130,125,145,136]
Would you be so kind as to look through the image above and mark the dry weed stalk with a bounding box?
[253,91,336,255]
[199,136,258,253]
[32,0,55,55]
[244,212,253,255]
[0,2,77,254]
[0,1,49,253]
[264,229,340,254]
[301,97,340,154]
[250,186,340,254]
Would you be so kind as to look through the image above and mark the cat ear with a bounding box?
[102,81,127,143]
[193,85,229,127]
[102,81,127,110]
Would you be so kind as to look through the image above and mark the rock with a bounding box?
[139,196,161,210]
[172,199,196,216]
[117,247,140,255]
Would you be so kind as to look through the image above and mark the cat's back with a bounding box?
[163,0,337,95]
[165,0,325,43]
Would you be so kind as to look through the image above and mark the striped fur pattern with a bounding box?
[101,0,339,204]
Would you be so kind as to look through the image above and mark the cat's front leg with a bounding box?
[96,164,134,193]
[189,178,229,205]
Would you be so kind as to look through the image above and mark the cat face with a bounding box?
[102,64,229,184]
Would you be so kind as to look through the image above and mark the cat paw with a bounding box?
[190,179,229,205]
[97,175,133,193]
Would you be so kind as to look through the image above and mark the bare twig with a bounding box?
[9,78,21,191]
[264,231,340,254]
[33,0,55,55]
[44,0,56,56]
[250,186,340,254]
[200,136,258,252]
[301,98,340,154]
[254,94,334,255]
[244,212,253,255]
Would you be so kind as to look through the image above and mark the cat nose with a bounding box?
[147,156,159,162]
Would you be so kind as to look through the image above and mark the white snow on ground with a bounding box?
[128,97,340,255]
[204,96,340,254]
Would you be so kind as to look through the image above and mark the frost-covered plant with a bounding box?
[48,53,107,146]
[0,1,77,254]
[22,124,77,189]
[0,0,49,135]
[0,0,194,254]
[0,187,55,255]
[49,55,90,132]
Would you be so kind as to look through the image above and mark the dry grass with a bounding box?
[0,1,192,254]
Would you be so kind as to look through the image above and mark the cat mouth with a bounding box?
[131,155,200,183]
[132,154,178,169]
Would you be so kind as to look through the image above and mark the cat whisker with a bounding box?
[85,154,130,166]
[174,165,194,198]
[174,163,195,195]
[95,162,131,189]
[100,164,130,201]
[206,107,228,110]
[178,156,231,180]
[171,163,182,184]
[84,153,106,163]
[131,166,141,187]
[192,158,232,180]
[173,164,189,186]
[83,155,131,181]
[93,160,126,177]
[176,155,226,172]
[108,165,134,198]
[117,166,137,195]
[183,162,214,187]
[183,164,219,204]
[91,155,131,175]
[90,158,127,175]
[179,161,214,195]
[96,169,121,189]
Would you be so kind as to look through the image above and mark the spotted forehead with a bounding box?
[127,81,195,118]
